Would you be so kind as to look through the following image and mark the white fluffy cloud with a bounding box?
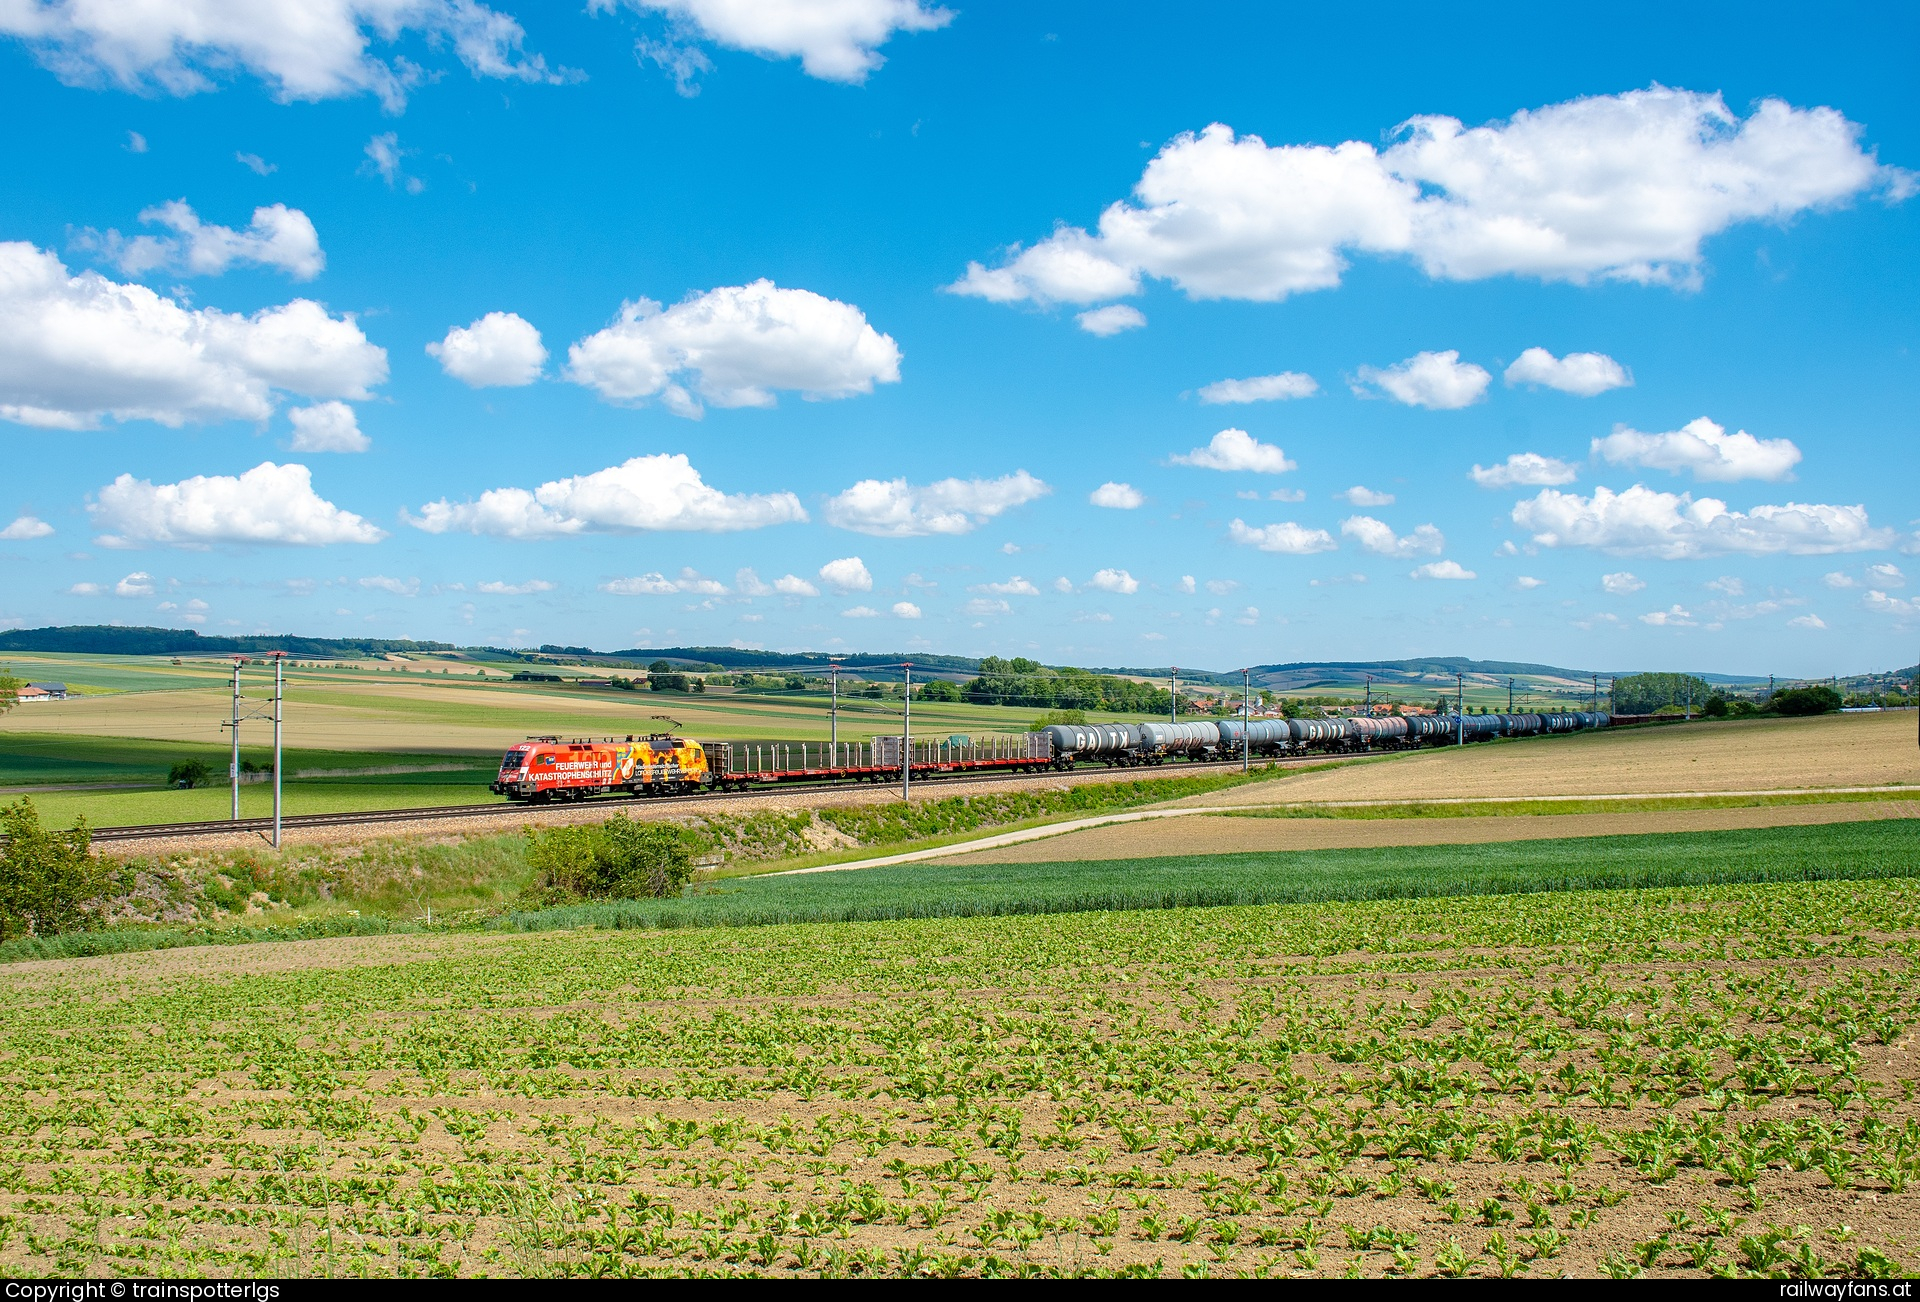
[1513,575,1545,589]
[0,515,53,539]
[1864,590,1918,617]
[1592,416,1802,482]
[1822,571,1858,589]
[969,577,1039,596]
[1083,568,1139,595]
[602,0,951,84]
[824,470,1048,537]
[1353,350,1490,409]
[1341,515,1444,557]
[1640,604,1696,627]
[949,88,1910,307]
[89,461,385,547]
[428,312,547,387]
[361,132,421,193]
[1089,481,1144,509]
[818,556,872,593]
[1602,571,1646,594]
[80,201,323,280]
[1227,519,1338,554]
[1075,305,1145,336]
[1171,428,1295,473]
[963,597,1010,617]
[1513,485,1889,558]
[1411,560,1475,580]
[564,280,900,418]
[841,604,880,618]
[1504,347,1631,396]
[946,226,1140,305]
[408,453,806,538]
[1470,453,1579,489]
[1339,485,1394,507]
[287,401,368,453]
[1787,614,1827,630]
[601,567,729,597]
[1868,562,1906,587]
[358,575,418,597]
[1,0,562,110]
[891,600,921,619]
[0,242,386,429]
[476,579,554,595]
[113,570,154,597]
[1197,371,1317,404]
[601,573,677,596]
[730,568,817,597]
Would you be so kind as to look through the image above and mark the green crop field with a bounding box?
[2,821,1917,1277]
[16,777,501,829]
[499,819,1920,932]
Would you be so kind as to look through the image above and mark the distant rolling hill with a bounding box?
[0,628,1851,693]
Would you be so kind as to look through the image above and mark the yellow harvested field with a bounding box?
[1171,710,1920,807]
[0,672,1008,752]
[946,798,1920,863]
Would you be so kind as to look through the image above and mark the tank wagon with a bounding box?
[1047,711,1611,764]
[492,712,1610,803]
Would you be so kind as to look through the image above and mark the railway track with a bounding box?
[78,754,1320,844]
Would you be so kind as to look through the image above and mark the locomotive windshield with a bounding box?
[500,748,529,770]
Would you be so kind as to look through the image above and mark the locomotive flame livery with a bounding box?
[492,734,708,802]
[491,711,1610,803]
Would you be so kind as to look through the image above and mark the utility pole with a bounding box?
[1457,672,1465,746]
[271,653,285,849]
[1508,677,1515,712]
[1242,668,1251,773]
[1364,674,1372,712]
[901,662,911,803]
[827,659,840,769]
[228,657,243,821]
[1591,674,1598,711]
[1169,666,1178,722]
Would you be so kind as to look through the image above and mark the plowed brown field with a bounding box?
[1172,711,1918,808]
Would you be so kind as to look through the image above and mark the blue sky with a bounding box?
[0,1,1914,676]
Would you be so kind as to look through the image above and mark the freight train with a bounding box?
[491,710,1610,803]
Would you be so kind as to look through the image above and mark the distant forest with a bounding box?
[0,625,455,657]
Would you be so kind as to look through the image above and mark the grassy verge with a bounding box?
[496,818,1920,934]
[1229,788,1920,820]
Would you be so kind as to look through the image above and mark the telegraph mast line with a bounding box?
[220,655,284,837]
